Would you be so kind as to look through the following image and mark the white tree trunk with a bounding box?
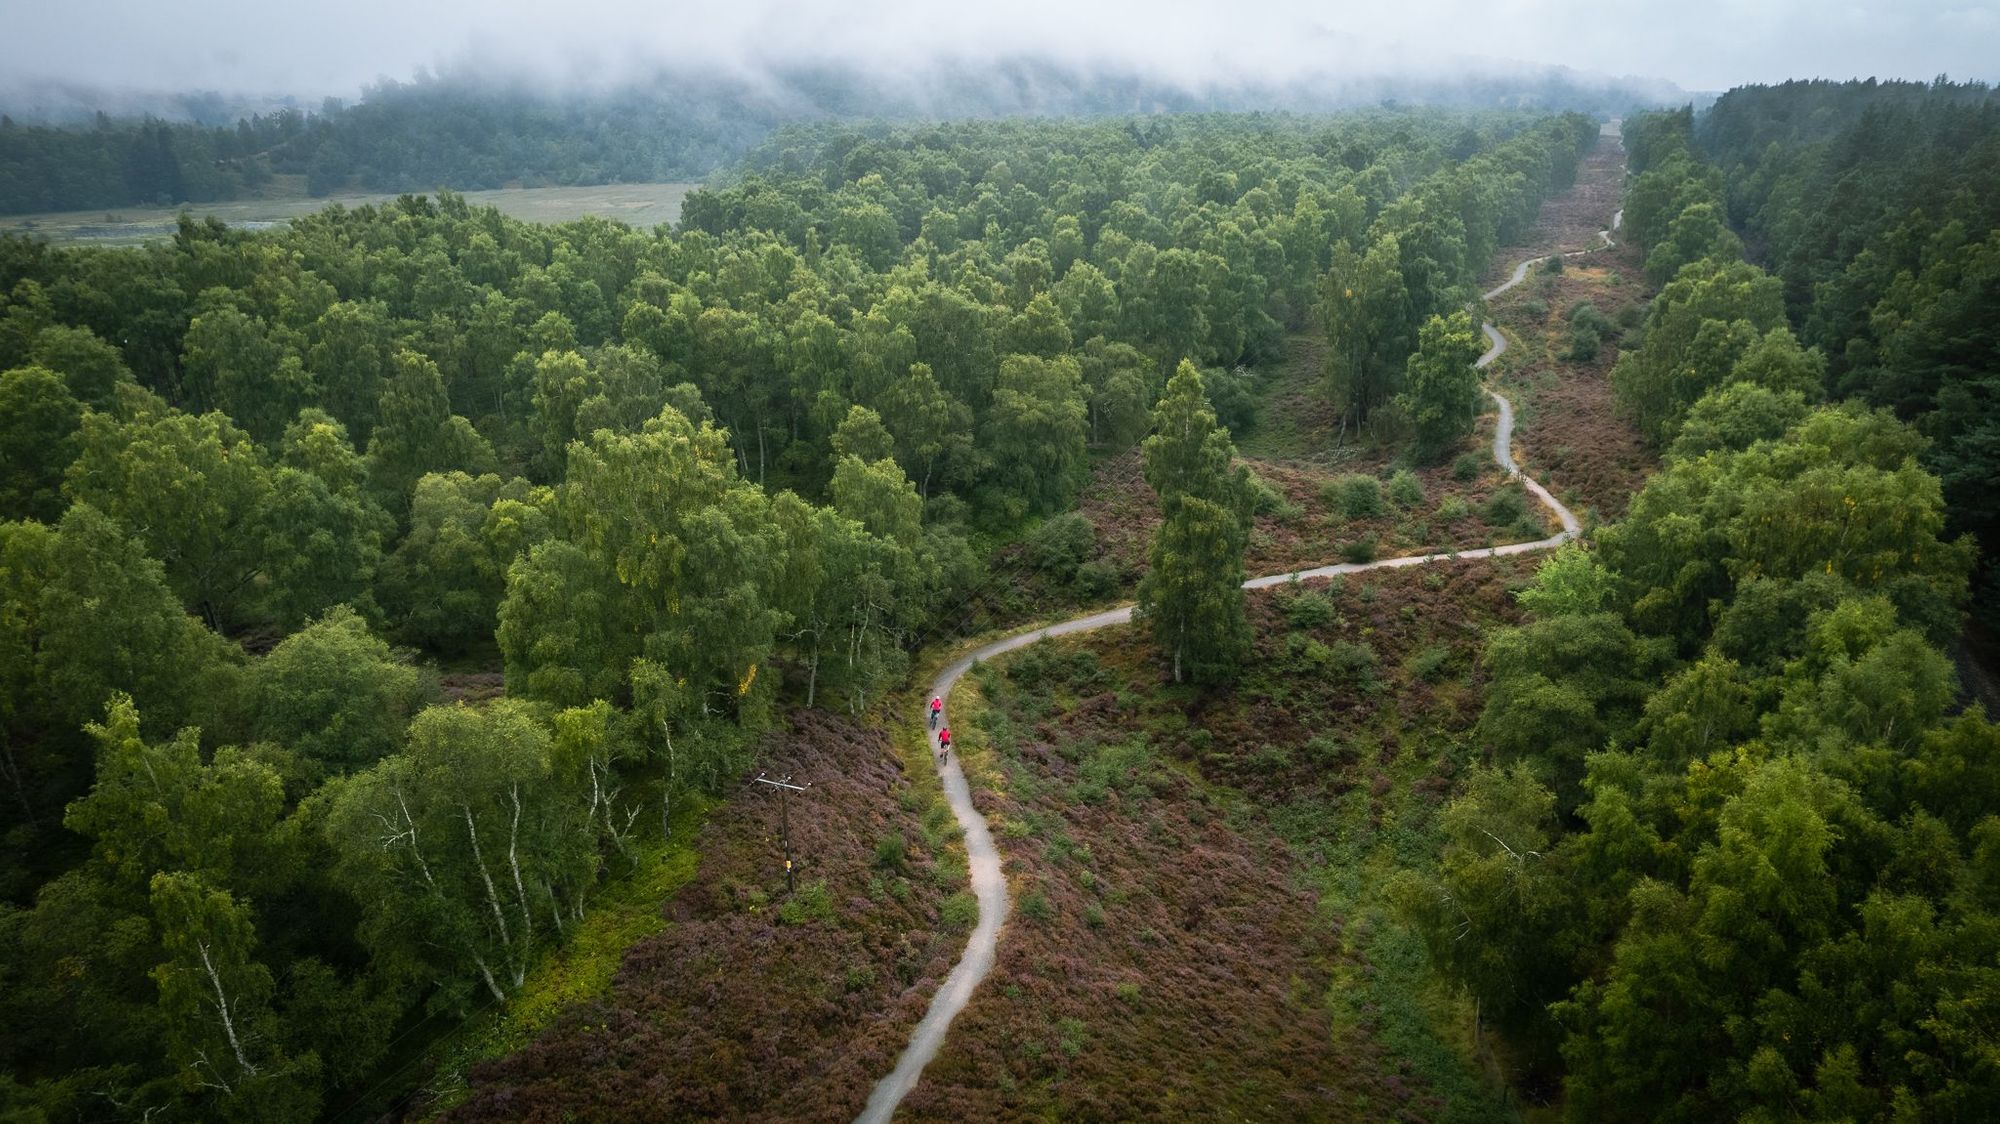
[507,784,534,943]
[196,941,257,1076]
[461,804,517,984]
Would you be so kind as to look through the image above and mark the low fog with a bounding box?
[3,0,1994,105]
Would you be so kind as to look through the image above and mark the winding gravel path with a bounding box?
[855,196,1622,1124]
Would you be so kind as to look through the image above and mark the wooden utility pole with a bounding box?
[752,773,810,894]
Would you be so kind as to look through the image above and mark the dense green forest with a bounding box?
[0,62,1667,215]
[1627,78,2000,617]
[0,108,1594,1118]
[1396,86,2000,1118]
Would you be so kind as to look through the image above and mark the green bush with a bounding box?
[1387,468,1425,509]
[1027,511,1097,581]
[1335,474,1383,518]
[1342,536,1378,564]
[1568,300,1615,334]
[1566,301,1615,362]
[1453,453,1482,481]
[1072,560,1119,601]
[921,802,955,847]
[1484,484,1529,526]
[1437,496,1472,521]
[1246,471,1288,516]
[1405,644,1451,682]
[1020,890,1054,922]
[940,890,978,927]
[777,880,835,925]
[1057,1017,1089,1058]
[874,832,907,871]
[1300,637,1380,691]
[1286,590,1336,630]
[1566,323,1601,362]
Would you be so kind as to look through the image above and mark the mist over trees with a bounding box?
[0,60,1670,215]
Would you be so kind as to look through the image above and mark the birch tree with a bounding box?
[150,871,321,1120]
[322,701,596,1009]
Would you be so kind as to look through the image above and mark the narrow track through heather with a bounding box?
[856,169,1624,1124]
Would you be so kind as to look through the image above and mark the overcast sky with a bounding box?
[2,0,1995,96]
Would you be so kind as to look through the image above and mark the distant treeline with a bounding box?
[0,60,1672,215]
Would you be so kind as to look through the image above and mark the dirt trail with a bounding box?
[857,134,1623,1124]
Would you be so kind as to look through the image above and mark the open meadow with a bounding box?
[0,178,698,245]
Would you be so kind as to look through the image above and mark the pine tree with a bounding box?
[1136,361,1253,683]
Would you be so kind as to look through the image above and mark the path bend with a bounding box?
[856,193,1623,1124]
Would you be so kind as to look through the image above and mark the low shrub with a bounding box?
[1020,890,1055,922]
[874,832,907,871]
[1341,536,1378,564]
[1566,323,1601,362]
[1285,590,1336,630]
[1452,453,1482,481]
[1484,484,1529,526]
[1333,474,1383,518]
[777,880,835,925]
[1073,560,1119,601]
[1328,638,1380,690]
[940,890,978,927]
[1247,471,1293,517]
[1405,644,1451,682]
[1027,511,1097,582]
[1057,1017,1089,1058]
[1387,468,1425,509]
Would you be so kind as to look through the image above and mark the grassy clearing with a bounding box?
[1235,331,1347,468]
[0,181,699,245]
